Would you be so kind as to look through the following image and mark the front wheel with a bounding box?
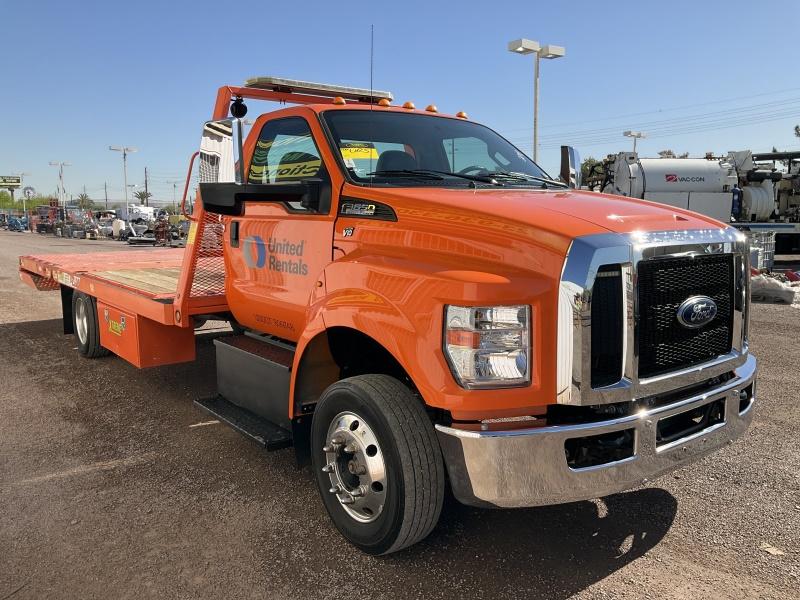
[311,375,445,555]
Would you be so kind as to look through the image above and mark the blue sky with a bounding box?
[2,0,798,205]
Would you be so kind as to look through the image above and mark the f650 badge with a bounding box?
[676,296,717,328]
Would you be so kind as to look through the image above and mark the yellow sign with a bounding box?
[108,319,125,336]
[340,143,379,160]
[187,222,198,245]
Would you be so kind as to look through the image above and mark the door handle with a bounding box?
[230,220,240,247]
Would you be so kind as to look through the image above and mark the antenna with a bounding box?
[369,24,375,186]
[370,24,374,101]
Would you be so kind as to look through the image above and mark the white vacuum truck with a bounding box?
[597,150,800,255]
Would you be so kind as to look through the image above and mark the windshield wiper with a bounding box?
[368,169,502,185]
[412,169,502,185]
[366,169,445,181]
[487,171,569,188]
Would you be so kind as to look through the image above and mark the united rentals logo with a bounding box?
[243,236,309,275]
[676,296,717,329]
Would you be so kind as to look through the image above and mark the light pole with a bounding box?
[508,39,566,163]
[48,161,71,217]
[624,130,646,153]
[109,146,138,204]
[166,180,181,213]
[13,172,31,215]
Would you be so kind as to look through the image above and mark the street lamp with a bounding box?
[508,38,566,163]
[108,146,138,204]
[623,130,646,153]
[167,180,181,213]
[12,171,31,215]
[48,161,71,217]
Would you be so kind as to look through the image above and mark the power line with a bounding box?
[503,97,800,145]
[502,85,800,133]
[535,98,800,142]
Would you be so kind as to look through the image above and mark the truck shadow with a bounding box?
[3,318,678,599]
[385,486,677,599]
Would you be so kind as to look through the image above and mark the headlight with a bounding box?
[444,305,531,389]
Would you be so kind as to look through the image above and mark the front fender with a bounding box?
[289,257,558,421]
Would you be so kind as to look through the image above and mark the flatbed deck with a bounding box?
[19,247,227,326]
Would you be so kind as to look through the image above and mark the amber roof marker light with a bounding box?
[425,104,438,113]
[456,111,468,119]
[402,101,416,110]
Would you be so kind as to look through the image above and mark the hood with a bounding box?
[354,185,726,240]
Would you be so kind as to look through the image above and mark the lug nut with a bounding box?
[322,446,334,453]
[321,464,334,473]
[340,497,355,505]
[344,443,358,453]
[351,487,365,497]
[329,484,342,494]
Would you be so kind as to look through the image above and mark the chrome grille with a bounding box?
[637,254,734,378]
[557,228,748,407]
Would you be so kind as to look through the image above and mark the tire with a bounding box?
[71,292,110,358]
[311,375,445,555]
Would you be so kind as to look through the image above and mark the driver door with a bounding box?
[224,112,336,342]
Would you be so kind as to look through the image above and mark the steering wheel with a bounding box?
[457,165,490,176]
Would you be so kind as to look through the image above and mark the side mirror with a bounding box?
[199,118,245,184]
[560,145,582,189]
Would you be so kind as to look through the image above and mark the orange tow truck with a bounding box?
[20,77,757,554]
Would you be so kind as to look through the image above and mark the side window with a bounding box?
[248,117,323,185]
[442,136,511,172]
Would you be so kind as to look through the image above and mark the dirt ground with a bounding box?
[0,230,798,600]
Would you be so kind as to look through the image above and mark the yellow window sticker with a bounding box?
[340,142,379,160]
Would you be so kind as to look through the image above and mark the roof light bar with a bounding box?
[244,76,393,102]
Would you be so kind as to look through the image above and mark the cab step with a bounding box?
[194,395,293,451]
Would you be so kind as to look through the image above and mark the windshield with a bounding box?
[322,110,553,188]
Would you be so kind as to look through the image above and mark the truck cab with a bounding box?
[20,77,757,556]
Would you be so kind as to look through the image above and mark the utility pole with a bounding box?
[166,180,181,213]
[144,166,149,206]
[109,146,137,205]
[49,161,71,218]
[104,182,108,209]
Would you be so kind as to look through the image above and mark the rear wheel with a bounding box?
[72,292,109,358]
[311,375,445,555]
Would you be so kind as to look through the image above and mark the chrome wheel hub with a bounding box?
[75,299,89,345]
[323,411,386,523]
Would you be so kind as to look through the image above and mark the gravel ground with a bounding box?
[0,230,798,600]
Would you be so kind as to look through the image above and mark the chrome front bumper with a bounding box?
[436,354,756,509]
